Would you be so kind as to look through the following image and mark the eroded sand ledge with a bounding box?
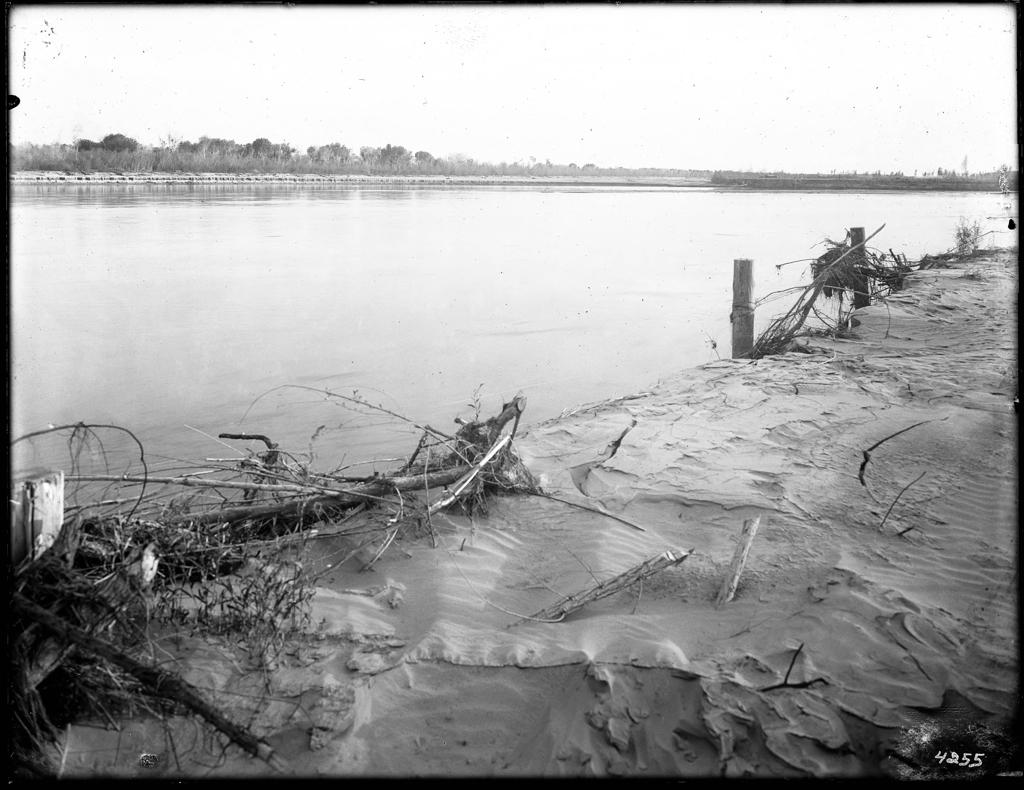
[60,250,1018,777]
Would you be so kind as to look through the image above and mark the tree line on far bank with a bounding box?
[10,132,1018,186]
[10,133,705,179]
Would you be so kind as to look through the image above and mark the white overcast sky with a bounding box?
[8,3,1018,173]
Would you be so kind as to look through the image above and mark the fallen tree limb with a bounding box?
[16,523,152,693]
[427,435,511,515]
[169,467,470,525]
[12,594,288,773]
[515,547,692,625]
[455,394,527,452]
[68,473,378,497]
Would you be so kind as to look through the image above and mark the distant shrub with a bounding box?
[953,217,982,255]
[100,133,139,153]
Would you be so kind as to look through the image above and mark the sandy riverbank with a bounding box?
[57,248,1018,778]
[10,171,711,188]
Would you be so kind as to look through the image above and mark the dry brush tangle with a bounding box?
[8,390,540,776]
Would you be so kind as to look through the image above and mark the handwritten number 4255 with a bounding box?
[934,752,984,768]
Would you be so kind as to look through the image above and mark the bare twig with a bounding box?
[525,491,647,532]
[565,548,603,586]
[12,422,149,521]
[781,642,804,685]
[759,642,830,692]
[879,472,927,532]
[400,431,430,474]
[774,257,817,270]
[859,420,932,486]
[631,578,644,615]
[242,383,458,443]
[361,528,399,571]
[184,425,243,454]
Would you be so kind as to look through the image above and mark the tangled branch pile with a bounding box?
[752,223,913,358]
[9,390,539,776]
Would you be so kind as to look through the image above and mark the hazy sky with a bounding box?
[8,3,1018,172]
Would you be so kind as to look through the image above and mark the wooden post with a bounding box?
[10,470,64,566]
[715,515,761,607]
[849,226,871,309]
[731,259,755,358]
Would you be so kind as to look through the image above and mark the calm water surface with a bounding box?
[10,185,1016,473]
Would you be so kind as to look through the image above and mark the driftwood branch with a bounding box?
[217,433,277,449]
[80,467,468,526]
[230,424,523,567]
[427,435,511,515]
[515,547,692,625]
[715,515,762,607]
[480,394,527,446]
[12,594,288,773]
[69,473,366,496]
[454,394,526,455]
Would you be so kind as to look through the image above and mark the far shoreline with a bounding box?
[9,171,712,189]
[9,170,1006,193]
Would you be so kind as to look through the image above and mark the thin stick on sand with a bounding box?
[514,547,692,625]
[715,515,762,607]
[879,471,927,532]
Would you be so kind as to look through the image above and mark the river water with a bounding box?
[10,184,1016,474]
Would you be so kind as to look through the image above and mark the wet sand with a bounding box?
[58,249,1018,778]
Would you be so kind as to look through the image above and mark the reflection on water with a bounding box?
[10,184,1016,472]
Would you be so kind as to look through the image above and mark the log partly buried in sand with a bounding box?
[715,515,762,607]
[516,547,693,625]
[12,594,289,773]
